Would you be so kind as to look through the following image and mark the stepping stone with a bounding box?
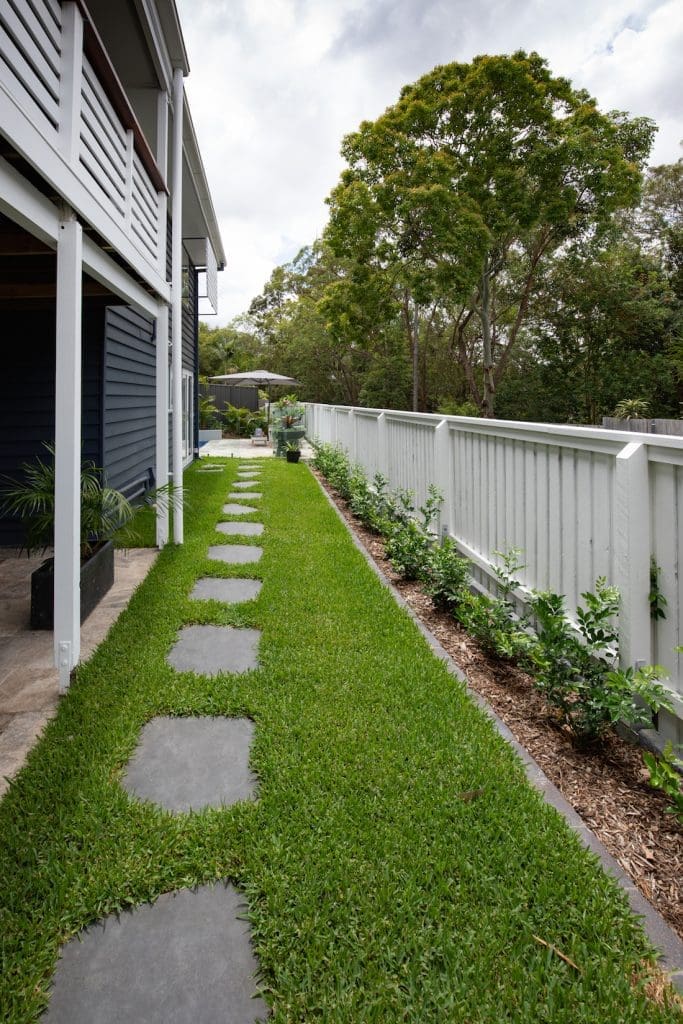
[232,480,260,489]
[223,503,257,515]
[122,716,257,812]
[197,466,224,473]
[216,522,264,536]
[191,578,262,603]
[237,470,260,477]
[43,883,268,1023]
[167,624,260,675]
[227,492,261,501]
[208,545,263,564]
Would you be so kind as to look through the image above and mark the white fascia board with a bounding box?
[182,96,226,269]
[0,83,168,298]
[0,155,168,314]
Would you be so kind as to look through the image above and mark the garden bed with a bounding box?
[316,470,683,942]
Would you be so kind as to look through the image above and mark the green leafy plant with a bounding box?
[420,538,471,611]
[223,404,266,438]
[642,742,683,823]
[648,558,668,621]
[613,398,650,419]
[384,486,442,581]
[456,548,535,663]
[275,393,305,427]
[0,443,134,558]
[285,439,302,453]
[529,579,672,740]
[198,395,221,430]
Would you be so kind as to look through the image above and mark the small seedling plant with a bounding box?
[384,486,442,581]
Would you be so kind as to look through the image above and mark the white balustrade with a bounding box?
[306,402,683,745]
[0,0,163,286]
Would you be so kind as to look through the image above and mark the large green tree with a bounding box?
[325,51,655,416]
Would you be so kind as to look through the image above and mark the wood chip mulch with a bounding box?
[315,472,683,941]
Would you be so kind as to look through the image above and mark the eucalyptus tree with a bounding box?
[325,51,654,416]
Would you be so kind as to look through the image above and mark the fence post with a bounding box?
[376,412,389,479]
[348,409,357,462]
[434,419,452,538]
[614,442,652,668]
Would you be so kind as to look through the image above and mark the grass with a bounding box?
[0,458,679,1022]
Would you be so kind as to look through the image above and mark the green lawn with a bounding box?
[0,459,678,1022]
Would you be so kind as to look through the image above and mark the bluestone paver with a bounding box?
[228,492,261,500]
[43,883,268,1023]
[232,480,260,490]
[122,716,257,812]
[223,503,258,515]
[167,624,260,675]
[216,522,264,536]
[190,578,262,603]
[207,545,263,564]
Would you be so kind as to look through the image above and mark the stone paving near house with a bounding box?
[0,548,158,798]
[44,459,269,1020]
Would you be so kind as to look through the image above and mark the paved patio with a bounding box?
[199,437,313,459]
[0,547,158,797]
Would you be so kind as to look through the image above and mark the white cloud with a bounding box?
[177,0,683,324]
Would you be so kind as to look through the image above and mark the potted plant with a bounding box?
[285,439,302,464]
[0,443,134,629]
[274,394,306,456]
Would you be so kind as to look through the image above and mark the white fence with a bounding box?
[306,403,683,746]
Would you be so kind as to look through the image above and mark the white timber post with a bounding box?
[58,2,83,166]
[155,303,169,546]
[154,88,170,547]
[54,208,83,693]
[377,412,389,479]
[614,441,652,669]
[434,419,452,539]
[348,408,357,463]
[171,67,184,543]
[156,89,169,276]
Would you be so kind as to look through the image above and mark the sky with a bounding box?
[175,0,683,325]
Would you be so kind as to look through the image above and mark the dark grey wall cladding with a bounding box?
[0,305,104,547]
[103,306,156,499]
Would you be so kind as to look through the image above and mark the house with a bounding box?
[0,0,226,690]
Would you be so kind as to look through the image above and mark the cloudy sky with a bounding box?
[175,0,683,325]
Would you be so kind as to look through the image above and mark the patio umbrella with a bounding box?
[208,369,300,431]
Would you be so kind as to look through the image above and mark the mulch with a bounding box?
[315,471,683,941]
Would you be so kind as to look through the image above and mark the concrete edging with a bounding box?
[314,472,683,991]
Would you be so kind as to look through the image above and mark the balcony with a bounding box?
[0,0,167,295]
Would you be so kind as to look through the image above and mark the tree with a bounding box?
[198,321,261,377]
[325,51,655,416]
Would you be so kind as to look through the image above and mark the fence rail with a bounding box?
[306,403,683,747]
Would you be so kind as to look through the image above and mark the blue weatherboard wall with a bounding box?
[102,306,156,498]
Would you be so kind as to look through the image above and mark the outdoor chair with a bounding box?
[251,427,268,446]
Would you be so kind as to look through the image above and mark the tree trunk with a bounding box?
[480,265,495,418]
[412,303,420,412]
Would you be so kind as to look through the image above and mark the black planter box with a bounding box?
[30,540,115,630]
[286,450,301,463]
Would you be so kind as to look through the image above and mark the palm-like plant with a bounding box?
[0,443,134,557]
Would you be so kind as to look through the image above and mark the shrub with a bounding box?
[384,486,442,581]
[420,539,471,611]
[223,404,265,438]
[529,580,672,740]
[642,742,683,823]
